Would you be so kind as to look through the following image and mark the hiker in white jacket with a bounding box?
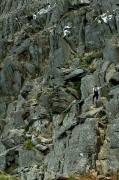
[92,84,102,104]
[63,24,73,38]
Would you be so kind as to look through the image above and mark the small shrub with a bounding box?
[2,113,7,119]
[36,92,42,101]
[36,137,41,144]
[73,81,81,89]
[96,112,106,119]
[65,89,70,94]
[24,139,35,149]
[24,125,29,132]
[85,51,103,64]
[47,118,52,122]
[68,178,75,180]
[73,81,81,98]
[62,112,68,119]
[90,67,96,73]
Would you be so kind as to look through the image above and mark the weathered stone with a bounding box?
[79,107,103,122]
[1,0,119,179]
[25,62,36,76]
[44,118,98,177]
[109,72,119,85]
[48,90,75,113]
[2,129,25,149]
[16,38,31,55]
[65,69,85,81]
[36,144,48,151]
[81,75,95,99]
[103,35,119,64]
[18,149,42,168]
[0,154,6,171]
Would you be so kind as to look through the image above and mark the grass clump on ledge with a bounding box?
[96,111,106,119]
[85,51,103,64]
[0,171,20,180]
[24,139,35,150]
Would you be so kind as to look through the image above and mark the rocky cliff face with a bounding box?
[0,0,119,179]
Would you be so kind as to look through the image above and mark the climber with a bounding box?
[92,84,102,104]
[63,24,73,38]
[33,12,37,20]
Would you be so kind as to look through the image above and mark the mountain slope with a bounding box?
[0,0,119,180]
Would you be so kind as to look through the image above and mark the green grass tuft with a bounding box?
[24,139,35,149]
[0,171,20,180]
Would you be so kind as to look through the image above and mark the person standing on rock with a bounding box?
[92,84,102,104]
[33,11,37,19]
[63,24,73,38]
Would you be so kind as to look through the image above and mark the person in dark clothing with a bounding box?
[92,84,101,104]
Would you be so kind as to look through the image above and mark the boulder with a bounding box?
[18,149,42,168]
[81,75,95,99]
[2,129,25,149]
[109,72,119,85]
[79,107,103,123]
[16,38,31,55]
[44,118,98,177]
[103,35,119,64]
[48,90,75,113]
[65,69,85,81]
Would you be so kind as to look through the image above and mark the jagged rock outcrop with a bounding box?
[0,0,119,180]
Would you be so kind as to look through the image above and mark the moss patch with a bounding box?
[0,171,20,180]
[36,92,42,101]
[6,163,18,174]
[89,67,96,73]
[73,81,81,98]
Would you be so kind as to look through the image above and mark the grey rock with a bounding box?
[109,72,119,85]
[81,75,95,99]
[36,144,48,151]
[18,149,42,168]
[65,69,84,81]
[0,59,23,95]
[29,41,43,70]
[106,86,119,121]
[2,129,25,149]
[1,0,119,178]
[115,64,119,71]
[0,154,6,171]
[0,139,6,154]
[0,102,7,119]
[79,107,103,122]
[16,38,31,55]
[48,90,75,114]
[103,35,119,64]
[21,169,43,180]
[13,111,25,128]
[49,33,74,68]
[14,32,29,46]
[25,62,36,76]
[44,118,98,177]
[98,119,119,174]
